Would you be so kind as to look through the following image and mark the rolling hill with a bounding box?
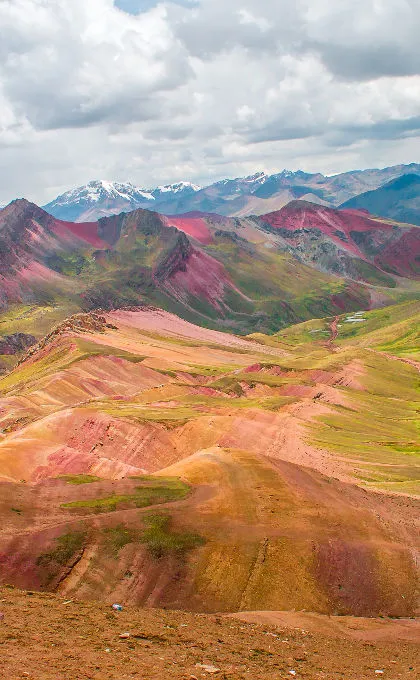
[0,302,418,618]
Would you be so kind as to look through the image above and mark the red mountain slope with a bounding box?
[261,201,420,279]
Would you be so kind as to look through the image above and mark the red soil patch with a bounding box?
[164,246,250,312]
[262,202,401,259]
[49,219,109,249]
[374,228,420,278]
[108,308,268,352]
[163,215,213,244]
[243,363,262,373]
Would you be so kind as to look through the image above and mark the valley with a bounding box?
[0,181,419,677]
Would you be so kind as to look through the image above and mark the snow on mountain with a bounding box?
[43,180,156,222]
[48,180,155,207]
[40,164,420,223]
[152,182,202,196]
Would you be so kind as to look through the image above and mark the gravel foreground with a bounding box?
[0,588,418,679]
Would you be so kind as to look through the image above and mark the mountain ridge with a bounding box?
[0,196,419,341]
[40,163,420,222]
[340,173,420,226]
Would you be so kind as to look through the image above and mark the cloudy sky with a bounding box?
[0,0,419,204]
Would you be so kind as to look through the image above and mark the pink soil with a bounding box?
[163,215,213,244]
[164,246,250,312]
[16,261,65,284]
[50,219,109,249]
[108,307,272,352]
[373,228,420,278]
[262,202,403,260]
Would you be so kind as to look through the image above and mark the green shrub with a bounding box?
[139,512,205,559]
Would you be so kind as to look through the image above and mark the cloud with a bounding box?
[0,0,192,130]
[115,0,196,13]
[0,0,419,204]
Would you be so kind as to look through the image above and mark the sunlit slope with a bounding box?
[0,304,418,616]
[334,300,420,360]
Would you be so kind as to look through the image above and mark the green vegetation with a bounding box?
[102,524,138,555]
[90,401,198,427]
[336,301,420,360]
[0,339,78,393]
[311,351,420,494]
[45,252,96,277]
[62,477,191,513]
[37,531,87,567]
[139,512,205,559]
[74,338,146,364]
[0,304,78,340]
[351,259,396,287]
[59,474,101,485]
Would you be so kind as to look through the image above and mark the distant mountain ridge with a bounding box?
[41,163,420,222]
[340,173,420,226]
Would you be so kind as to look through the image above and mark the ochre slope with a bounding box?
[0,305,418,617]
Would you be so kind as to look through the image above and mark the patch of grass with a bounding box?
[310,351,420,492]
[102,524,138,555]
[59,474,101,485]
[62,478,191,513]
[90,402,198,427]
[139,512,205,559]
[74,338,147,364]
[336,300,420,360]
[0,339,79,393]
[0,303,78,338]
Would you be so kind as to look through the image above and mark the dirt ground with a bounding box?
[0,588,418,680]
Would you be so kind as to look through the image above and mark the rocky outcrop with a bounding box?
[0,333,36,355]
[154,231,192,282]
[16,313,117,367]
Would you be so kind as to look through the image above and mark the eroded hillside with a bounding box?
[0,304,418,617]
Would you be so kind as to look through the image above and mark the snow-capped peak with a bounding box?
[243,171,268,183]
[276,169,300,179]
[47,180,155,208]
[153,181,202,195]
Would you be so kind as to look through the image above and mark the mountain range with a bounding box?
[1,195,419,345]
[0,159,419,649]
[42,163,420,222]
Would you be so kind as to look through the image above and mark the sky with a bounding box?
[0,0,419,204]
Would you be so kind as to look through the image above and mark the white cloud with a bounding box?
[0,0,419,204]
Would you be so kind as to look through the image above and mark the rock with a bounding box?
[196,663,221,674]
[0,333,36,355]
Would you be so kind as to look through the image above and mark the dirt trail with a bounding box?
[326,315,340,349]
[230,610,420,643]
[367,348,420,373]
